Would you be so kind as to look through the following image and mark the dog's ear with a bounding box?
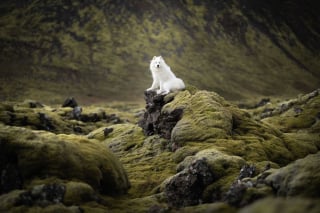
[159,56,163,59]
[152,56,156,60]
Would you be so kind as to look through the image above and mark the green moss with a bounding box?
[163,90,234,144]
[176,202,236,213]
[64,181,96,205]
[239,197,320,213]
[0,124,130,195]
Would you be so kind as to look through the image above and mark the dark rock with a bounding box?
[224,164,268,207]
[255,98,270,108]
[38,112,55,131]
[224,181,248,206]
[105,114,122,124]
[164,158,213,207]
[72,106,82,120]
[103,128,113,137]
[238,164,256,180]
[62,97,78,108]
[138,91,183,139]
[80,113,100,122]
[26,100,44,108]
[15,183,66,207]
[73,126,83,133]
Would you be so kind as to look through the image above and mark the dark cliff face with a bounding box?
[0,0,319,103]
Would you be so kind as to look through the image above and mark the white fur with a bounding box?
[147,56,185,95]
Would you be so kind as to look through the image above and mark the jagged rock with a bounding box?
[16,183,65,206]
[62,97,78,108]
[71,106,82,120]
[223,164,271,207]
[164,158,214,207]
[138,91,182,139]
[238,164,256,180]
[0,124,130,196]
[163,149,246,207]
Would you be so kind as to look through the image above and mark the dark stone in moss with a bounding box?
[38,112,55,131]
[103,128,113,137]
[238,164,256,180]
[224,164,267,207]
[224,181,248,207]
[27,100,44,108]
[62,97,78,108]
[71,106,82,120]
[15,183,66,207]
[164,158,213,207]
[139,91,183,139]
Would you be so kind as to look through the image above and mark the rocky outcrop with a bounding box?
[138,91,183,140]
[164,158,214,207]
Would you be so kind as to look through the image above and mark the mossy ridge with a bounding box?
[160,90,298,166]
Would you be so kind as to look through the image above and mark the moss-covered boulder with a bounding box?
[264,152,320,197]
[0,124,130,195]
[163,90,234,144]
[239,197,320,213]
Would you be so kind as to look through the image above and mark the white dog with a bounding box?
[147,56,185,95]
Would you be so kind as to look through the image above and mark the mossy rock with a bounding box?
[175,202,236,213]
[239,197,320,213]
[264,152,320,197]
[101,123,145,153]
[283,133,319,159]
[0,124,130,195]
[178,149,246,179]
[63,181,97,205]
[162,90,234,144]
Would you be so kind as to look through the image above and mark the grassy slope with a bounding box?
[0,0,319,104]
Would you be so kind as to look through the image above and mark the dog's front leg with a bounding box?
[147,79,159,91]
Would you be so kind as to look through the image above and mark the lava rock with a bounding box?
[138,91,182,139]
[62,97,78,108]
[16,183,66,207]
[238,164,256,180]
[164,158,213,207]
[72,106,82,120]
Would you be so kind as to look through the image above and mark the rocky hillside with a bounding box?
[0,0,319,103]
[0,88,319,212]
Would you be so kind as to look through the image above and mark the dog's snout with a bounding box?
[156,64,160,68]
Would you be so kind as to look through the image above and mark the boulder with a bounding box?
[163,90,234,144]
[264,152,320,197]
[0,124,130,196]
[239,197,320,213]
